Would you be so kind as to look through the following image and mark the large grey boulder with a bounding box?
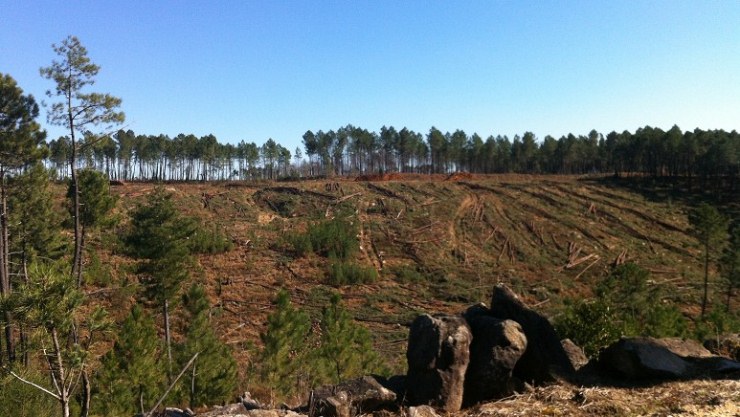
[406,314,472,412]
[488,284,575,382]
[463,304,527,405]
[599,337,740,380]
[650,337,713,358]
[309,376,397,417]
[599,337,691,380]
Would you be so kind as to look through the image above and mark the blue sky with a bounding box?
[1,1,738,152]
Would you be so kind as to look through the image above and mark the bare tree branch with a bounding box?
[4,368,61,400]
[145,352,199,417]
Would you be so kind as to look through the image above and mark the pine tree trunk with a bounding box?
[0,170,15,362]
[164,299,173,380]
[727,277,734,311]
[80,370,91,417]
[701,239,710,319]
[51,328,70,417]
[69,112,83,287]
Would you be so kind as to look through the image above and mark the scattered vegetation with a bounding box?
[327,260,378,286]
[556,263,689,356]
[289,218,359,260]
[0,35,738,415]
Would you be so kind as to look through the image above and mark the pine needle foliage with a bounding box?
[289,218,359,260]
[176,283,237,409]
[94,304,165,416]
[315,293,387,384]
[8,162,65,266]
[124,186,196,376]
[326,260,378,286]
[259,289,311,403]
[689,203,729,317]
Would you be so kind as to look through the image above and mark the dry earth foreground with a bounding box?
[97,175,738,415]
[157,284,739,417]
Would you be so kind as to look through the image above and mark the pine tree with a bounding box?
[177,283,237,409]
[8,163,64,271]
[95,305,165,416]
[722,224,740,310]
[125,187,195,379]
[5,261,108,417]
[65,169,117,284]
[689,203,729,318]
[7,162,64,366]
[259,289,311,403]
[40,36,124,285]
[0,72,47,363]
[315,293,386,384]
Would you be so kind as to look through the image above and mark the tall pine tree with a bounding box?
[690,203,729,318]
[315,293,386,384]
[176,283,237,409]
[125,187,195,379]
[259,289,311,404]
[95,305,164,416]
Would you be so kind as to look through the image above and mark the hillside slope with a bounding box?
[101,175,735,373]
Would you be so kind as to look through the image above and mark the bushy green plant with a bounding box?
[175,283,237,409]
[290,218,359,260]
[389,264,425,284]
[314,293,388,384]
[286,232,313,257]
[694,306,740,340]
[555,299,622,357]
[94,305,165,416]
[0,372,59,417]
[188,223,233,254]
[259,289,312,404]
[327,261,378,286]
[556,263,691,357]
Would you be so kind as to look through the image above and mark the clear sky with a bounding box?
[1,1,738,151]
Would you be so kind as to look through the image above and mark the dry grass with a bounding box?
[466,379,740,417]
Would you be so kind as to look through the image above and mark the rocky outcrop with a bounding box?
[198,407,306,417]
[488,284,575,382]
[309,376,397,417]
[406,314,472,412]
[463,304,527,405]
[561,339,589,371]
[599,337,740,380]
[599,337,692,379]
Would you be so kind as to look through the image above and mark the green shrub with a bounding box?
[554,299,622,357]
[643,303,689,338]
[288,218,359,261]
[327,261,377,286]
[189,224,233,254]
[308,218,358,260]
[259,290,312,404]
[389,264,425,284]
[286,232,313,257]
[694,306,740,340]
[314,293,388,384]
[556,263,691,357]
[0,371,59,417]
